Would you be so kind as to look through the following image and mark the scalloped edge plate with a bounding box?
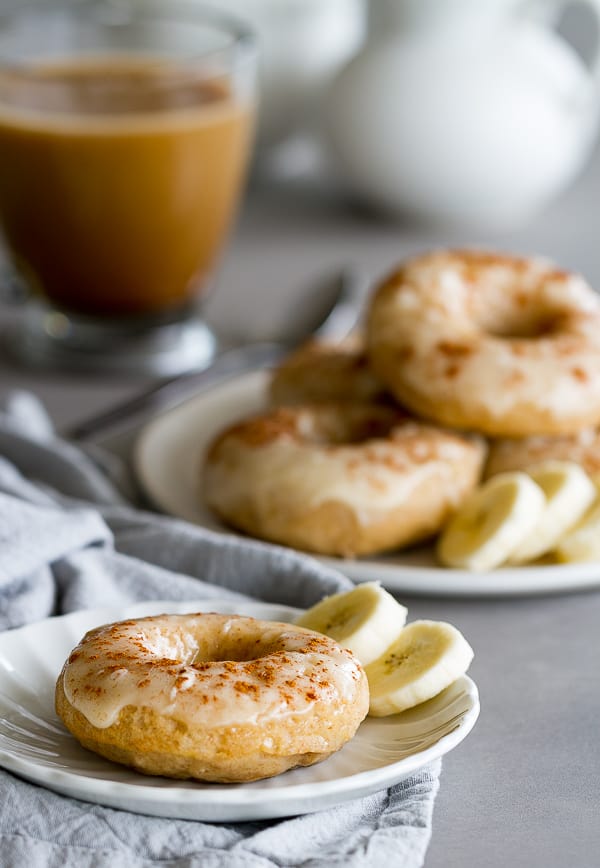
[0,598,479,821]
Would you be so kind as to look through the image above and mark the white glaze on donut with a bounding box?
[61,613,364,730]
[486,428,600,480]
[203,403,485,556]
[367,250,600,436]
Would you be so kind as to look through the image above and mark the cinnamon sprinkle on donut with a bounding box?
[56,613,369,783]
[203,402,485,557]
[367,249,600,436]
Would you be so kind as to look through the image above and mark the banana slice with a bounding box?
[508,461,597,564]
[365,620,474,716]
[295,582,407,665]
[554,495,600,563]
[437,471,546,571]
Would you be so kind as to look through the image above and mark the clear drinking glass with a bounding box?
[0,0,256,374]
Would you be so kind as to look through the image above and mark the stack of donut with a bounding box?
[203,249,600,559]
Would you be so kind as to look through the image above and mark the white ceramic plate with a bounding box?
[133,371,600,598]
[0,599,479,822]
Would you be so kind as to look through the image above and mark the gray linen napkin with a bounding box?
[0,391,441,868]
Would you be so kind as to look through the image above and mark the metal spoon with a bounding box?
[64,267,367,441]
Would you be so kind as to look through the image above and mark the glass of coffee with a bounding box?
[0,0,256,374]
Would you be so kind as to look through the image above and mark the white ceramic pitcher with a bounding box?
[326,0,600,228]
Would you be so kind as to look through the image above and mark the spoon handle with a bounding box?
[63,341,283,442]
[64,267,367,441]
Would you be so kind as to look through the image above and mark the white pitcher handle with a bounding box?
[518,0,600,91]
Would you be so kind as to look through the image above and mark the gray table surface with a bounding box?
[1,149,600,867]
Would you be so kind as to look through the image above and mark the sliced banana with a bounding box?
[508,461,597,564]
[365,620,474,716]
[437,471,546,571]
[295,581,407,665]
[554,495,600,563]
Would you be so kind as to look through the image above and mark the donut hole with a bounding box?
[140,626,295,672]
[298,405,404,447]
[140,624,270,668]
[477,306,565,340]
[458,267,573,340]
[191,643,267,665]
[191,629,298,666]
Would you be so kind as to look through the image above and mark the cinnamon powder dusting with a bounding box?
[233,681,259,696]
[436,340,474,358]
[218,410,300,450]
[444,364,460,379]
[571,367,589,382]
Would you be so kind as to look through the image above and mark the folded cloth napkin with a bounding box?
[0,391,441,868]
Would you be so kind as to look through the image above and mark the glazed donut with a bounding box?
[367,249,600,436]
[203,403,486,557]
[55,612,369,783]
[486,429,600,481]
[270,336,388,406]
